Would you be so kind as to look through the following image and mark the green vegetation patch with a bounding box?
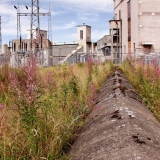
[0,58,112,159]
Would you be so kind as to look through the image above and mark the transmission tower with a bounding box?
[17,4,21,41]
[48,2,52,44]
[0,16,2,54]
[16,0,51,54]
[14,3,21,52]
[30,0,40,52]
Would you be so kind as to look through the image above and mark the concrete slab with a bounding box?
[70,69,160,160]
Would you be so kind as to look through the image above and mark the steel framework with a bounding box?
[17,4,21,41]
[48,2,52,43]
[30,0,40,52]
[16,0,51,53]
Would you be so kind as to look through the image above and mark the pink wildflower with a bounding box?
[0,104,3,108]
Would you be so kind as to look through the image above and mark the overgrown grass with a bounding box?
[121,59,160,121]
[0,58,113,159]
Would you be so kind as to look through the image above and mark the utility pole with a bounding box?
[0,16,2,54]
[48,2,52,43]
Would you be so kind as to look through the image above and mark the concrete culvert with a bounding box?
[70,68,160,160]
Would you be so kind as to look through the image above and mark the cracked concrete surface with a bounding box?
[70,69,160,160]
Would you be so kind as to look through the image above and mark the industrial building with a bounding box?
[12,30,51,53]
[2,0,160,66]
[6,29,52,67]
[53,24,98,65]
[113,0,160,55]
[96,0,160,63]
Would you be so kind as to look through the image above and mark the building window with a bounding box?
[14,43,16,52]
[25,42,27,51]
[18,44,20,52]
[21,42,23,51]
[127,0,131,42]
[113,28,120,43]
[80,30,83,39]
[41,36,43,49]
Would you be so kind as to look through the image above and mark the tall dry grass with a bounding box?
[0,58,112,159]
[121,59,160,120]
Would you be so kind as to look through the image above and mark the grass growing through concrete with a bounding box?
[121,59,160,121]
[0,58,112,159]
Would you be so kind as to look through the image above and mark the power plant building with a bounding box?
[113,0,160,54]
[2,0,160,66]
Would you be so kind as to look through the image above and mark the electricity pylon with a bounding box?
[14,3,21,52]
[16,0,51,53]
[30,0,40,52]
[48,2,52,43]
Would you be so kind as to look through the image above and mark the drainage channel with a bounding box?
[70,68,160,160]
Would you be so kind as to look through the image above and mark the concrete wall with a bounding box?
[52,44,78,65]
[2,44,9,54]
[27,30,47,39]
[12,38,51,53]
[97,35,112,50]
[52,44,78,56]
[139,0,160,51]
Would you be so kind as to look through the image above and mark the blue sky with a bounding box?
[0,0,113,45]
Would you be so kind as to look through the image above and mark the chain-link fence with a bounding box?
[0,50,52,67]
[0,51,131,67]
[1,47,160,67]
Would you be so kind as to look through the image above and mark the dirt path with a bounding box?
[70,69,160,160]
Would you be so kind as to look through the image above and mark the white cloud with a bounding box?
[92,30,109,41]
[0,0,113,45]
[70,33,77,39]
[53,21,77,30]
[45,0,113,12]
[53,32,77,42]
[77,12,98,21]
[0,2,53,37]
